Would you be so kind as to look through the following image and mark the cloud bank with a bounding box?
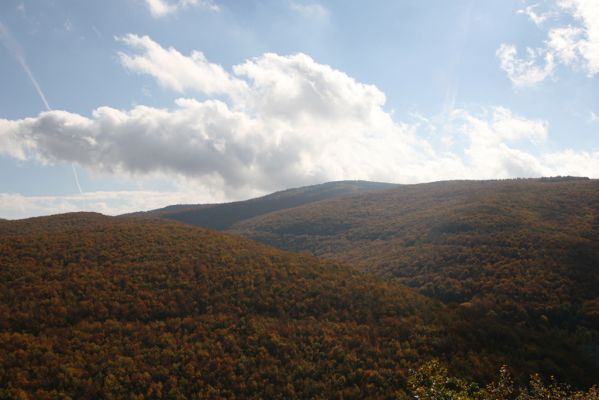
[499,0,599,86]
[1,34,598,217]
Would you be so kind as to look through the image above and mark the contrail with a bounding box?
[16,54,51,111]
[0,21,50,111]
[71,164,83,194]
[91,25,103,39]
[0,20,82,193]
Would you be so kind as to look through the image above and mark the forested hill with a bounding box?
[128,180,398,230]
[230,178,599,336]
[2,212,597,398]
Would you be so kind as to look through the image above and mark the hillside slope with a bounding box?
[1,212,596,398]
[231,179,599,331]
[131,180,398,230]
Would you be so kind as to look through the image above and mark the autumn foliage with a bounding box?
[0,213,478,398]
[2,177,599,398]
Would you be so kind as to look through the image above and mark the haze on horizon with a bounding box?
[1,0,598,219]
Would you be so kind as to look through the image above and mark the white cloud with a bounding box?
[233,52,387,124]
[540,148,599,176]
[0,118,29,160]
[448,107,599,179]
[556,0,599,75]
[547,26,584,65]
[475,106,548,143]
[117,34,247,96]
[499,0,599,84]
[451,108,550,178]
[518,4,553,26]
[145,0,172,17]
[2,35,599,218]
[144,0,219,18]
[0,96,430,197]
[496,44,555,87]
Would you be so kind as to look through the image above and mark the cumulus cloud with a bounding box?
[0,96,432,196]
[457,106,548,144]
[547,26,584,65]
[450,107,550,178]
[1,34,598,218]
[117,34,247,96]
[496,44,555,86]
[499,0,599,84]
[556,0,599,75]
[144,0,219,18]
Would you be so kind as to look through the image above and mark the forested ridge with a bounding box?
[227,178,599,379]
[128,180,398,231]
[2,212,597,398]
[230,179,599,319]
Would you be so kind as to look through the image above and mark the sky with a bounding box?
[0,0,598,219]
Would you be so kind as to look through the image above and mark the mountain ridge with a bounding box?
[125,180,399,230]
[228,178,599,332]
[4,212,587,398]
[3,179,599,396]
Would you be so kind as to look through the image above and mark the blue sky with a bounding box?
[1,0,598,218]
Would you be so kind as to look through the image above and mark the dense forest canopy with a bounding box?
[2,212,597,398]
[130,177,599,391]
[229,179,599,332]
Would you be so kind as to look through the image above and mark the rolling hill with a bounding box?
[229,178,599,334]
[2,212,596,398]
[129,180,398,230]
